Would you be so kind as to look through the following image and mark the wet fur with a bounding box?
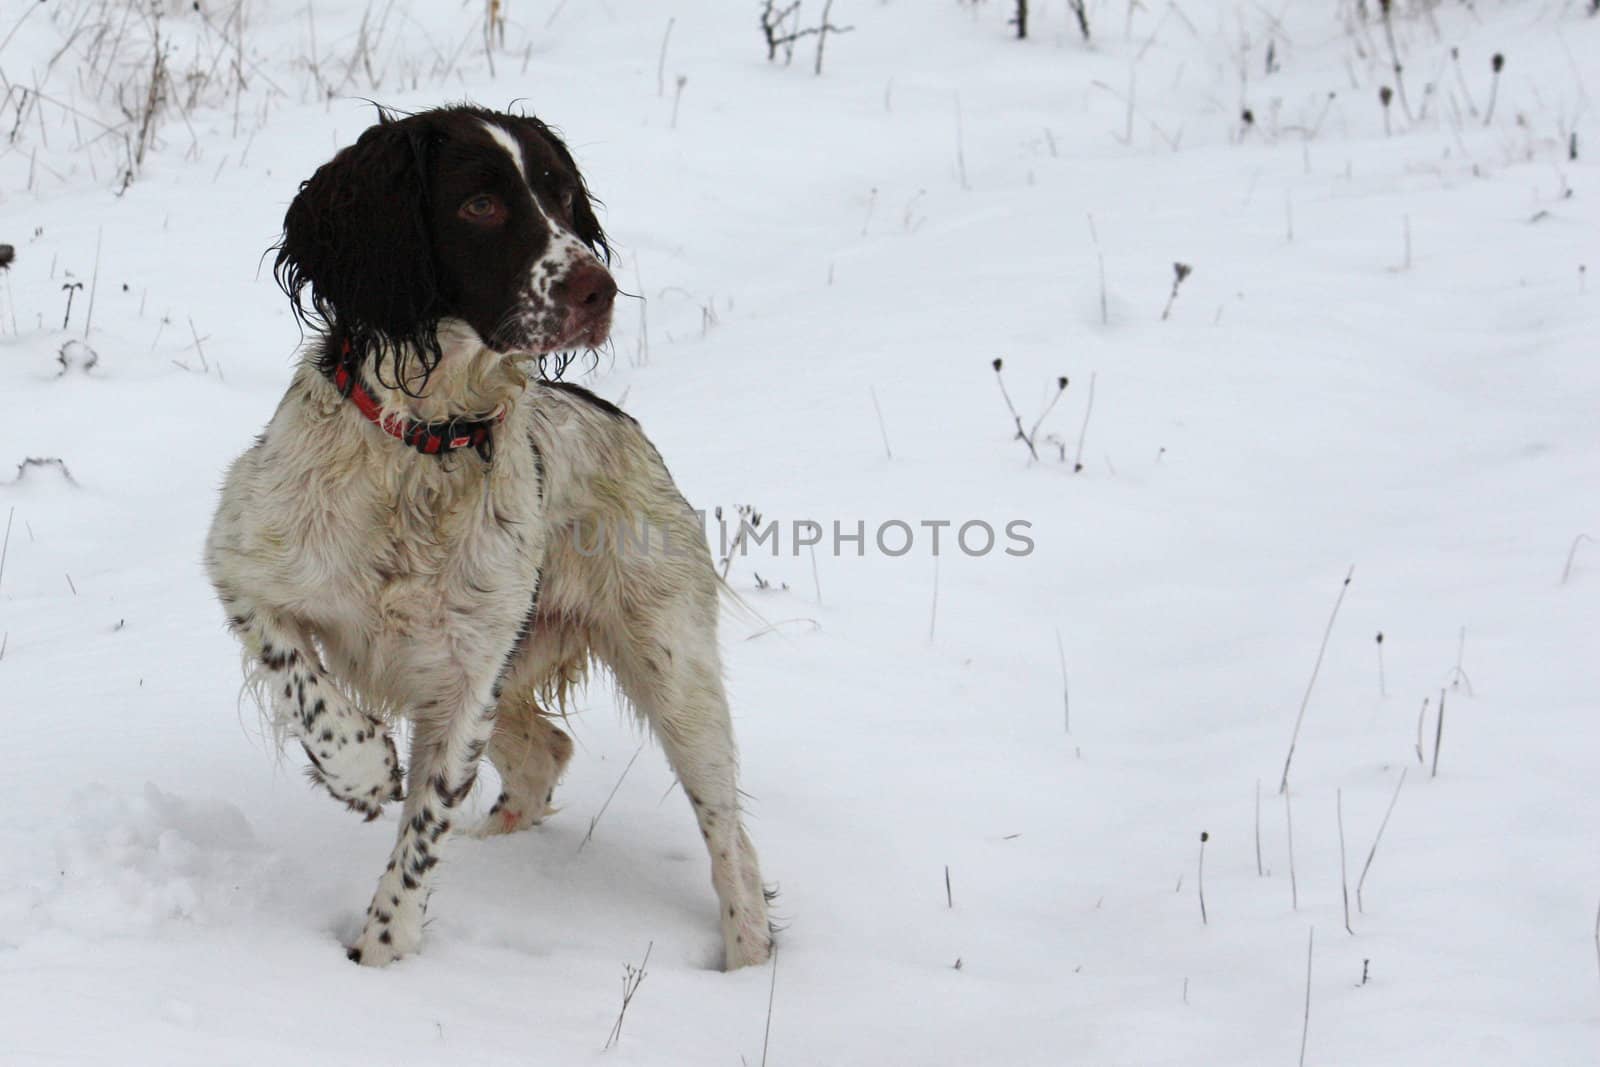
[204,106,772,970]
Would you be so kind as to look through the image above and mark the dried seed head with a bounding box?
[1379,86,1394,108]
[1057,376,1069,391]
[1241,108,1255,126]
[1376,632,1384,644]
[992,357,1004,372]
[1173,262,1193,282]
[1491,53,1504,74]
[1200,831,1210,843]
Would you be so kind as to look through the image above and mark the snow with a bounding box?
[2,0,1598,1063]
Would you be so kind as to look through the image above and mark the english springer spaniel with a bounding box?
[204,105,772,969]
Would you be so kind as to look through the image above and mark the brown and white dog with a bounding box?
[204,105,772,969]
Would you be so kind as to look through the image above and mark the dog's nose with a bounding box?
[556,260,617,315]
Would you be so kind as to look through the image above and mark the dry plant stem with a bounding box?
[1299,927,1314,1067]
[1068,0,1090,41]
[670,75,687,129]
[1356,768,1408,913]
[1376,632,1386,697]
[954,91,969,191]
[1431,689,1445,779]
[808,542,822,606]
[1561,534,1594,583]
[761,943,779,1067]
[1196,832,1209,925]
[944,864,953,908]
[1379,5,1412,122]
[0,506,13,594]
[1028,383,1068,443]
[603,941,653,1050]
[869,386,893,460]
[577,743,645,853]
[1254,778,1263,877]
[1073,372,1097,473]
[1449,626,1474,694]
[1286,788,1299,910]
[992,371,1039,462]
[84,227,102,338]
[1055,627,1069,733]
[1415,696,1429,765]
[656,17,675,98]
[1278,566,1355,794]
[1337,789,1353,935]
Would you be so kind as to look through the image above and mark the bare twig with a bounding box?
[1254,778,1263,877]
[1279,566,1355,794]
[1336,789,1353,935]
[760,943,779,1067]
[1375,632,1386,697]
[1378,0,1413,122]
[602,940,653,1050]
[1160,262,1192,320]
[0,506,13,594]
[944,864,953,908]
[1068,0,1090,42]
[1072,372,1095,473]
[1055,627,1069,733]
[656,17,675,97]
[84,228,102,338]
[1561,534,1594,583]
[869,386,893,461]
[1448,626,1474,694]
[1299,927,1315,1067]
[1356,768,1407,913]
[1414,696,1429,765]
[1483,53,1503,127]
[1197,831,1209,924]
[578,743,645,853]
[10,458,78,486]
[1431,688,1445,779]
[1286,788,1299,910]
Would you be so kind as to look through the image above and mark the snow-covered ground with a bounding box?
[2,1,1598,1063]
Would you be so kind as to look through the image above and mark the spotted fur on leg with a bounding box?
[223,598,403,819]
[348,678,502,967]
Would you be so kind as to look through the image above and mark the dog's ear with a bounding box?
[518,117,610,264]
[274,115,442,357]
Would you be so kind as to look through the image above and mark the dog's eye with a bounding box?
[559,189,577,215]
[459,194,506,224]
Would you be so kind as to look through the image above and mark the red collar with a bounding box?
[327,346,505,462]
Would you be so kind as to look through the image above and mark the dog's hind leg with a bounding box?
[595,589,773,971]
[217,590,403,819]
[473,695,574,837]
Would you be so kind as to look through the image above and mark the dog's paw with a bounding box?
[722,903,774,971]
[346,916,420,968]
[469,791,557,838]
[303,726,404,819]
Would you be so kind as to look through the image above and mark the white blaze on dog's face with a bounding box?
[274,107,618,386]
[429,116,617,356]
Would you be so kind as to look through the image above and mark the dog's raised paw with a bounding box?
[302,726,403,818]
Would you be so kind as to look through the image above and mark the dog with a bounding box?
[204,105,772,969]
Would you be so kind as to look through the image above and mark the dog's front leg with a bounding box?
[346,671,501,966]
[217,592,403,818]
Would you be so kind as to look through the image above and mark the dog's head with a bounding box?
[274,105,615,393]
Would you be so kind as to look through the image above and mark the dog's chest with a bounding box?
[301,447,546,652]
